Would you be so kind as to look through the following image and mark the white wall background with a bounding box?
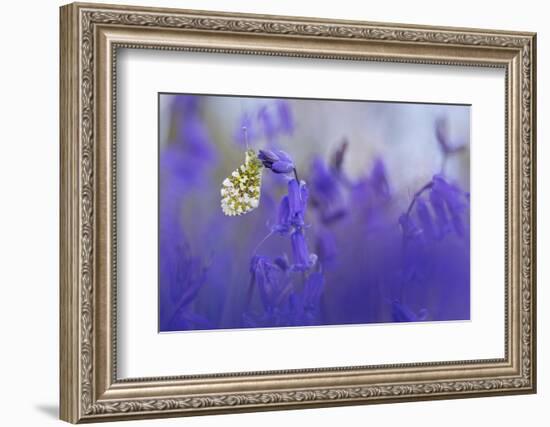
[0,0,545,425]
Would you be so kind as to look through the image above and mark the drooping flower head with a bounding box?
[399,174,469,243]
[258,149,295,174]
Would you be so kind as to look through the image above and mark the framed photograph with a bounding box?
[60,2,537,423]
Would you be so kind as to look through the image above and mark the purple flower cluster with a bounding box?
[159,94,471,332]
[245,150,323,327]
[159,95,215,331]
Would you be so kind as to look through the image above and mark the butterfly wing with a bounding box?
[221,150,263,216]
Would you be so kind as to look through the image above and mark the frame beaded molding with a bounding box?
[61,3,536,422]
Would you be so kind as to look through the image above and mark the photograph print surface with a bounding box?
[159,93,470,332]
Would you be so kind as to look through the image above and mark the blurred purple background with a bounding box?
[158,94,470,332]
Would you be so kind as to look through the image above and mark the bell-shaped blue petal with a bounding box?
[291,229,316,271]
[399,213,422,242]
[258,149,295,174]
[288,179,306,227]
[429,185,450,236]
[416,197,436,240]
[275,150,293,164]
[271,195,292,235]
[274,254,290,272]
[271,160,295,174]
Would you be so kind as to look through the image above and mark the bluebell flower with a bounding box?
[248,255,294,314]
[415,197,437,240]
[398,213,422,242]
[261,157,317,277]
[274,254,290,272]
[258,149,295,174]
[288,179,308,227]
[291,229,317,271]
[271,195,292,235]
[429,183,450,236]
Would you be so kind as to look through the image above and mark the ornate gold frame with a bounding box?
[59,2,537,423]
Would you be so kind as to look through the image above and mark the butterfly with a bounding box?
[221,149,263,216]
